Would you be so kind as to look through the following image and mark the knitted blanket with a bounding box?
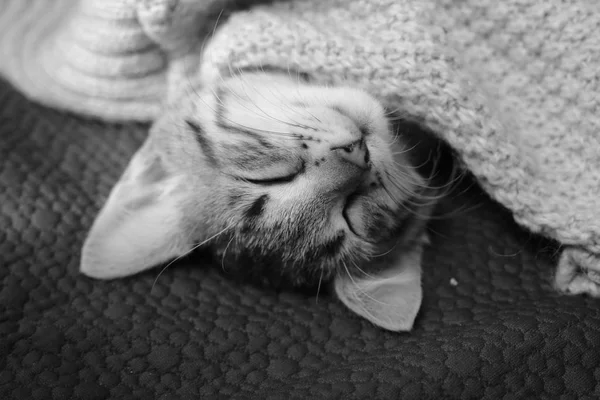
[1,0,599,294]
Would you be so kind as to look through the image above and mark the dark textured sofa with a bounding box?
[1,77,599,399]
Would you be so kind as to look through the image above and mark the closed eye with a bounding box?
[243,174,298,185]
[239,160,305,185]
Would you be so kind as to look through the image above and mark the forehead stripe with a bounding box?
[185,119,218,167]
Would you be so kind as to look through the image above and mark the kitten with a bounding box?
[80,70,447,331]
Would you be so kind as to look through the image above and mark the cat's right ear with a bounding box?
[334,236,427,331]
[80,139,194,280]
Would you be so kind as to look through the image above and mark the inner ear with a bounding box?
[334,236,427,331]
[80,139,194,280]
[136,155,169,184]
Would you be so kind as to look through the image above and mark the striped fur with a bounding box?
[167,70,440,289]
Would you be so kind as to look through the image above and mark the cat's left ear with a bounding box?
[334,237,426,331]
[80,139,193,280]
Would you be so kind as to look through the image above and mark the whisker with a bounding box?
[229,64,320,131]
[342,260,390,308]
[206,67,311,140]
[237,64,300,117]
[489,245,524,257]
[213,66,293,128]
[244,60,323,125]
[224,119,305,139]
[386,167,425,190]
[182,71,304,141]
[371,241,400,258]
[384,106,411,119]
[381,172,426,201]
[178,8,226,103]
[385,169,483,221]
[221,235,235,271]
[151,222,235,292]
[350,259,376,279]
[385,174,448,205]
[315,267,325,304]
[287,62,323,123]
[378,183,437,220]
[393,190,445,216]
[430,199,484,220]
[183,23,320,140]
[388,126,403,147]
[391,141,421,157]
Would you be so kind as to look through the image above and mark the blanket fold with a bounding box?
[2,0,599,292]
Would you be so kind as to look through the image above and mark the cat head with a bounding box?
[81,71,437,331]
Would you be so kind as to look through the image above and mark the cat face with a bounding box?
[81,71,435,331]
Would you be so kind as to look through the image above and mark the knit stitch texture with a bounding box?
[1,0,599,289]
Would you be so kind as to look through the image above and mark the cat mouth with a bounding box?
[342,191,363,237]
[342,186,399,243]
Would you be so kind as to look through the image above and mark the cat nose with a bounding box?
[332,139,370,170]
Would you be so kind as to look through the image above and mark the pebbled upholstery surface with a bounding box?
[1,77,599,399]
